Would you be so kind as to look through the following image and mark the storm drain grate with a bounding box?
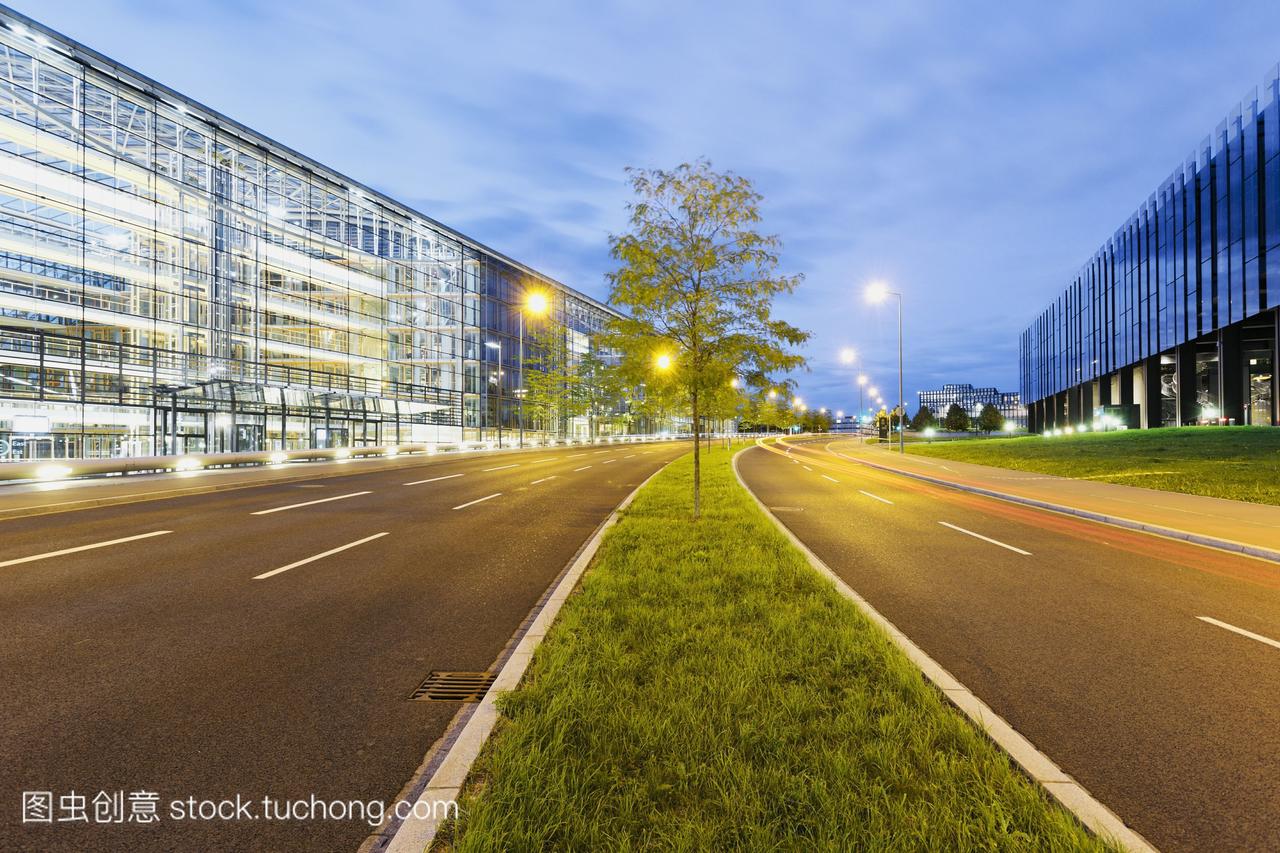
[410,671,497,702]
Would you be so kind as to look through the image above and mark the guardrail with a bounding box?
[0,433,686,483]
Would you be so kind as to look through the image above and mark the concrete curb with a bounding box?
[380,457,679,852]
[822,443,1280,566]
[732,445,1157,853]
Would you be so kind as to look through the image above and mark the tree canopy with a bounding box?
[977,403,1004,433]
[606,160,808,516]
[943,403,970,432]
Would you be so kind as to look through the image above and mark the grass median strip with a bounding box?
[907,426,1280,506]
[436,444,1107,850]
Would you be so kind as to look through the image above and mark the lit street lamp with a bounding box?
[866,281,905,454]
[518,290,550,448]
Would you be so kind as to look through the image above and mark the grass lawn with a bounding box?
[436,443,1106,851]
[907,426,1280,506]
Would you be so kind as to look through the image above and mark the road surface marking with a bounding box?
[1198,616,1280,651]
[403,473,464,486]
[938,521,1032,555]
[253,532,390,580]
[802,465,812,471]
[791,459,799,464]
[0,530,172,569]
[574,465,592,472]
[624,454,636,459]
[822,474,839,483]
[483,464,519,472]
[531,476,558,485]
[602,459,616,465]
[858,490,893,505]
[453,489,501,507]
[567,453,588,458]
[251,491,371,515]
[531,458,555,463]
[593,450,610,454]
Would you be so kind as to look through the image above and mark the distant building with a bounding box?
[917,384,1025,429]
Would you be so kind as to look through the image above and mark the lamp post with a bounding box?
[866,281,905,454]
[857,374,868,421]
[518,291,549,447]
[484,341,502,447]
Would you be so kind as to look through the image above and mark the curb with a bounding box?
[823,443,1280,565]
[731,445,1157,853]
[380,457,679,852]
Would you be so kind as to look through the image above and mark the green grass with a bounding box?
[436,444,1106,851]
[907,426,1280,506]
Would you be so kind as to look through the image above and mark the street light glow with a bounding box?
[868,386,879,398]
[767,389,777,399]
[654,353,672,370]
[524,291,550,316]
[865,281,890,304]
[840,347,856,364]
[857,374,867,386]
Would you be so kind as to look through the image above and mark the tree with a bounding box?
[606,161,808,517]
[522,328,582,437]
[977,403,1003,433]
[943,403,970,432]
[910,405,936,431]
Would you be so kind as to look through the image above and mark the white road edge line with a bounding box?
[822,474,839,483]
[452,493,502,510]
[731,448,1154,853]
[1198,616,1280,651]
[253,532,389,580]
[938,521,1032,555]
[482,464,519,472]
[403,473,464,486]
[530,476,558,485]
[573,465,592,472]
[384,460,677,853]
[858,489,893,505]
[0,530,172,569]
[250,491,371,515]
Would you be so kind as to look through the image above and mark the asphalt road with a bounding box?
[737,437,1280,853]
[0,440,687,852]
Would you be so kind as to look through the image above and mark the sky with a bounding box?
[25,0,1280,416]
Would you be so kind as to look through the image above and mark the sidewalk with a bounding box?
[825,438,1280,558]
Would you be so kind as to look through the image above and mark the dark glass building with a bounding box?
[1020,64,1280,433]
[0,6,621,463]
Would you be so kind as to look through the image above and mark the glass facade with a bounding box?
[1021,63,1280,432]
[917,384,1025,429]
[0,9,619,461]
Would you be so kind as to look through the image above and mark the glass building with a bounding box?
[1021,63,1280,433]
[0,7,620,462]
[917,384,1025,429]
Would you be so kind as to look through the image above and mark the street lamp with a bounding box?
[655,352,673,371]
[518,290,550,448]
[840,347,857,365]
[865,281,905,454]
[767,388,777,399]
[485,341,503,447]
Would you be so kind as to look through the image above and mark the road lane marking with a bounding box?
[483,464,519,472]
[452,493,502,510]
[403,473,464,486]
[802,465,812,471]
[0,530,172,569]
[791,459,799,464]
[574,466,592,472]
[251,491,371,515]
[822,474,839,483]
[531,476,558,485]
[858,490,893,505]
[567,453,588,458]
[602,459,616,465]
[624,454,636,459]
[938,521,1032,555]
[1198,616,1280,651]
[593,450,610,454]
[531,458,555,463]
[253,532,390,580]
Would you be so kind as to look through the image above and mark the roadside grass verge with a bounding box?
[436,444,1107,850]
[907,426,1280,506]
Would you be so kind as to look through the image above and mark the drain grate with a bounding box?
[410,671,497,702]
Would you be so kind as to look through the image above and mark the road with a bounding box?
[737,436,1280,853]
[0,441,686,852]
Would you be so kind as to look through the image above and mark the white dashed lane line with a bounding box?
[1198,616,1280,651]
[251,491,372,516]
[403,473,463,486]
[938,521,1031,555]
[253,532,390,580]
[0,530,172,569]
[452,493,503,511]
[858,490,893,505]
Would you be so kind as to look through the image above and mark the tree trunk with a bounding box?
[691,388,701,519]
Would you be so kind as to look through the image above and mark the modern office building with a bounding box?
[917,384,1025,429]
[1020,63,1280,433]
[0,5,621,462]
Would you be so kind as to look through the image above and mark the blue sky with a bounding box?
[26,0,1280,415]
